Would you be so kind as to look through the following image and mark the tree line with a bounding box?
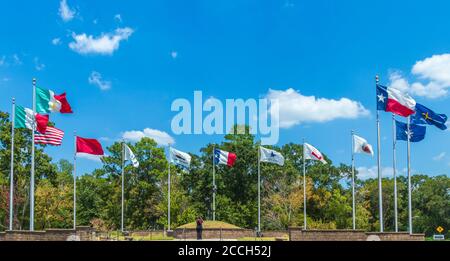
[0,111,449,236]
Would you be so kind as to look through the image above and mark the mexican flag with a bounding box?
[36,86,73,114]
[15,105,49,134]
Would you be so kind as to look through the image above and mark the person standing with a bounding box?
[196,216,204,240]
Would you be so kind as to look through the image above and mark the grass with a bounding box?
[177,220,241,229]
[98,231,174,241]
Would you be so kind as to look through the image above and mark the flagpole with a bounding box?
[9,98,16,231]
[73,131,77,230]
[30,78,36,231]
[168,145,171,231]
[376,75,384,232]
[351,131,356,230]
[212,145,216,221]
[407,116,413,234]
[303,139,307,230]
[121,141,125,233]
[257,145,261,235]
[393,114,398,232]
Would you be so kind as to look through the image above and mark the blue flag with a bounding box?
[396,120,426,142]
[411,103,447,130]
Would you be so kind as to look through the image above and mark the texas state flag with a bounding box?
[377,84,416,117]
[214,149,237,167]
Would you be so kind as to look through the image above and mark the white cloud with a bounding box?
[433,152,446,161]
[59,0,76,22]
[88,71,111,91]
[69,27,134,55]
[356,166,405,180]
[171,51,178,59]
[52,38,62,45]
[265,88,370,128]
[114,14,122,23]
[77,153,103,162]
[0,56,5,66]
[12,54,21,65]
[389,53,450,99]
[34,57,45,71]
[122,128,175,146]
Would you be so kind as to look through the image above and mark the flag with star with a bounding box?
[411,103,447,130]
[377,84,416,117]
[396,120,426,142]
[259,146,285,166]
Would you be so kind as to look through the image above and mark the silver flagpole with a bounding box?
[168,145,171,231]
[9,98,16,231]
[73,131,77,230]
[30,78,36,231]
[393,114,398,232]
[351,131,356,230]
[376,75,384,232]
[303,139,307,230]
[121,142,125,233]
[257,145,261,234]
[407,117,413,234]
[212,145,216,221]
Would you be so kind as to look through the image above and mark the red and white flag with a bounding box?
[304,143,327,164]
[353,135,374,156]
[35,126,64,146]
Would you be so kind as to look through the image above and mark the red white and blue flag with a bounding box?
[34,126,64,146]
[377,84,416,117]
[214,149,237,167]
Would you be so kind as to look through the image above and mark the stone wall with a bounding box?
[173,228,256,239]
[0,226,94,241]
[289,227,425,241]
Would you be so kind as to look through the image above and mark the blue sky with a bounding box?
[1,0,450,179]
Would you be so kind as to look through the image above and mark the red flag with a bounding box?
[76,137,104,155]
[54,92,73,113]
[35,114,49,134]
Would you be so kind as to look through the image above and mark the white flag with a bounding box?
[353,135,374,156]
[259,146,284,166]
[304,143,327,164]
[170,147,191,169]
[124,144,139,168]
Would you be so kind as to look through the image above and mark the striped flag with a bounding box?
[35,126,64,146]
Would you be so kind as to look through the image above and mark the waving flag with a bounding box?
[35,126,64,146]
[259,146,284,166]
[304,143,327,164]
[377,84,416,117]
[353,135,374,156]
[76,137,104,155]
[396,120,426,142]
[36,86,73,114]
[214,149,237,167]
[411,103,447,130]
[124,144,139,167]
[170,147,191,169]
[15,105,49,134]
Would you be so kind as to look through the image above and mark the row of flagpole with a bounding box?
[8,75,440,234]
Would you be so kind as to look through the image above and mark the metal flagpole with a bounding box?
[351,131,356,230]
[303,139,307,230]
[9,98,16,231]
[257,146,261,234]
[393,114,398,232]
[73,131,77,230]
[376,75,384,232]
[121,142,125,233]
[168,145,171,231]
[30,78,36,231]
[212,145,216,221]
[407,117,413,234]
